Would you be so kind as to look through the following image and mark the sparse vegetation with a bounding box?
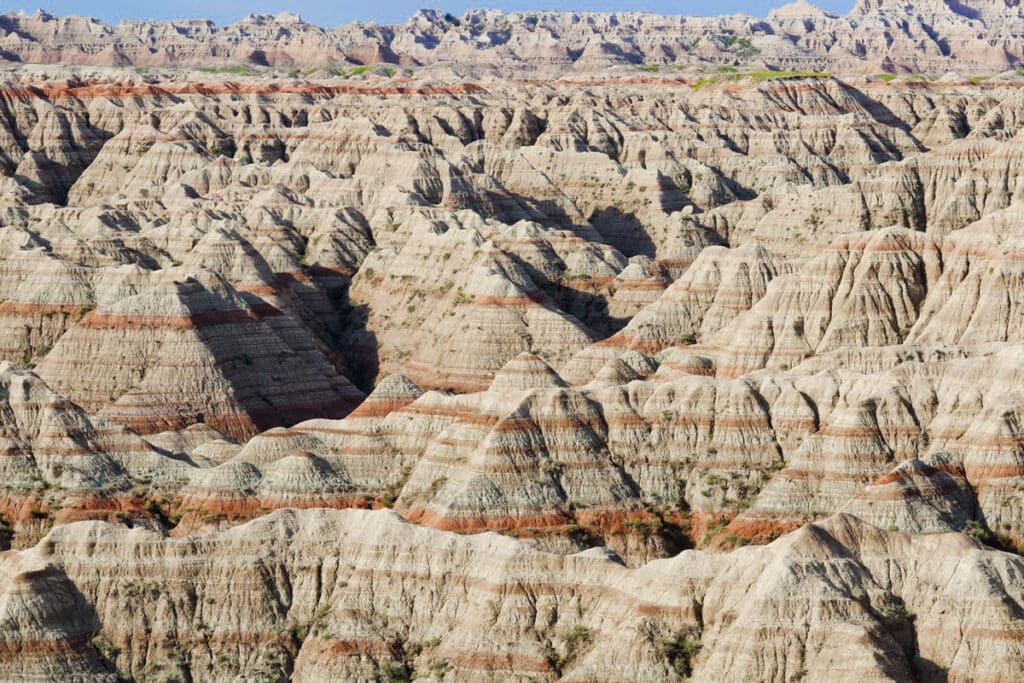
[428,658,453,678]
[198,65,258,77]
[804,211,823,229]
[91,633,121,660]
[564,625,591,654]
[715,34,759,59]
[290,622,310,642]
[380,467,412,507]
[722,532,750,548]
[545,625,593,673]
[660,634,702,678]
[700,517,729,546]
[625,516,665,538]
[878,596,912,622]
[694,69,831,90]
[208,139,233,157]
[965,519,992,543]
[543,460,565,477]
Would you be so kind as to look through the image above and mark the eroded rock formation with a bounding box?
[7,2,1024,75]
[2,4,1024,678]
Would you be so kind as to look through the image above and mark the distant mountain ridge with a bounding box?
[2,1,1024,74]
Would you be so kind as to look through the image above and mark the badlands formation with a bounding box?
[4,1,1024,681]
[10,0,1024,74]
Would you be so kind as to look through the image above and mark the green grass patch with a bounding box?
[198,65,257,77]
[288,65,345,78]
[694,69,830,90]
[875,73,897,82]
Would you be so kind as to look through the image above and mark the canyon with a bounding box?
[2,1,1024,680]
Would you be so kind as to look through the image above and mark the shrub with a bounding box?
[543,460,564,477]
[661,635,701,677]
[429,659,453,678]
[564,625,591,654]
[291,623,309,642]
[965,519,992,543]
[878,597,911,622]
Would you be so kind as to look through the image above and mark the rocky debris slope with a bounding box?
[7,1,1024,75]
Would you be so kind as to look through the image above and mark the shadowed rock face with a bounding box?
[5,7,1024,678]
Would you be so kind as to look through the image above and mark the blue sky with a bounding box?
[1,1,857,27]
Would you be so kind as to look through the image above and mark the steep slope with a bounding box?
[34,268,363,440]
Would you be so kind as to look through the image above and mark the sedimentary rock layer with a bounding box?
[1,20,1024,679]
[7,1,1024,75]
[1,510,1022,681]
